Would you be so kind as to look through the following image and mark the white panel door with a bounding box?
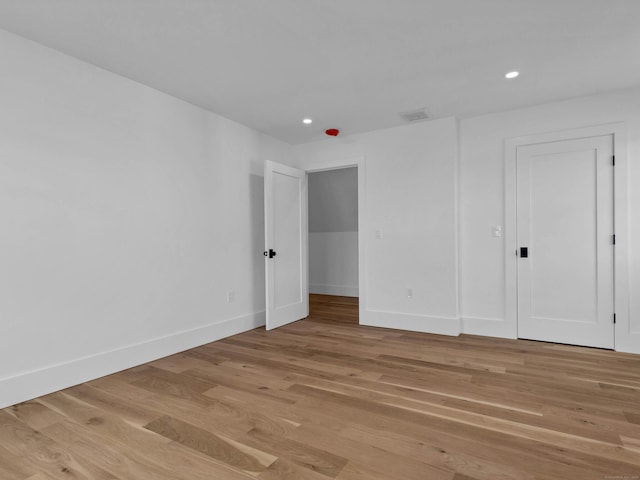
[264,160,308,330]
[517,135,614,348]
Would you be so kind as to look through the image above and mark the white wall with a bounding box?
[296,118,460,335]
[308,168,358,297]
[309,232,359,297]
[0,29,293,408]
[459,87,640,352]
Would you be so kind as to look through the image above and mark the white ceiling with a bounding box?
[0,1,639,144]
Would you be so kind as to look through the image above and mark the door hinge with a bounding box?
[613,313,616,324]
[612,155,616,166]
[613,234,616,245]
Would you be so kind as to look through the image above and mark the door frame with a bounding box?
[504,123,629,349]
[304,156,366,324]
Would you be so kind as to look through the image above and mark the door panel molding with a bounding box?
[505,123,631,352]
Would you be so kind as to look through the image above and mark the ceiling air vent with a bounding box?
[399,109,429,122]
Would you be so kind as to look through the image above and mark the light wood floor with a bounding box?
[2,295,640,479]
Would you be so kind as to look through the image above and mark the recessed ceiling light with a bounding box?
[302,118,313,124]
[505,71,519,79]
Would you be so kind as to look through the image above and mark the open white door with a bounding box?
[264,160,308,330]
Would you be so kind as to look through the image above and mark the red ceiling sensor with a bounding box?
[325,128,340,137]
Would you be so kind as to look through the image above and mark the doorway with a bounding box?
[264,157,365,330]
[306,157,365,325]
[307,166,359,322]
[308,167,359,296]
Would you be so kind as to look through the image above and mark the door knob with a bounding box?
[263,249,277,258]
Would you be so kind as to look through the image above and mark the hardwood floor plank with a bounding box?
[144,415,276,476]
[183,367,298,405]
[241,427,348,478]
[201,386,306,436]
[0,411,109,480]
[36,392,172,452]
[126,365,217,400]
[40,411,253,480]
[63,384,157,427]
[5,400,66,431]
[147,352,222,374]
[257,458,333,480]
[625,411,640,425]
[286,422,454,480]
[25,474,59,480]
[0,444,37,480]
[338,424,536,480]
[83,375,155,402]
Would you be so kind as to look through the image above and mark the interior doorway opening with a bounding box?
[307,166,360,324]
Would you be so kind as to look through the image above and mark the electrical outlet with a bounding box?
[374,230,382,240]
[227,290,235,303]
[406,287,413,299]
[492,225,503,237]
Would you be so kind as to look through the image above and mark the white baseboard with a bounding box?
[310,284,359,297]
[615,344,640,355]
[613,311,640,354]
[361,309,460,336]
[0,311,265,409]
[614,331,640,354]
[461,316,517,339]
